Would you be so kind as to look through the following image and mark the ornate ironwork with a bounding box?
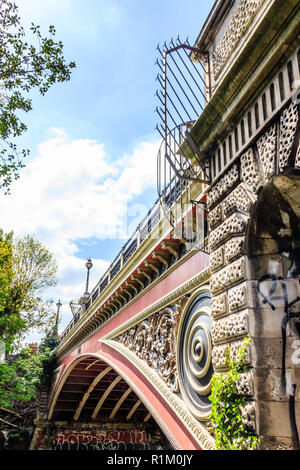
[155,37,210,244]
[155,37,210,184]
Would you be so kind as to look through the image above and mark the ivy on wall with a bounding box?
[209,337,260,450]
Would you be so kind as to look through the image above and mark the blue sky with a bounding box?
[0,0,214,336]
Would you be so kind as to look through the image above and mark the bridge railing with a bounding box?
[59,194,165,341]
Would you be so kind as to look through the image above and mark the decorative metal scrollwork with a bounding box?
[177,287,213,420]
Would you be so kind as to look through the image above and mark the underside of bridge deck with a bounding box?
[50,356,153,424]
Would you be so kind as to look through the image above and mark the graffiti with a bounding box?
[32,429,46,450]
[52,429,164,451]
[256,274,300,383]
[257,274,300,448]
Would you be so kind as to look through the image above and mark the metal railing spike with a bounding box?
[155,36,211,234]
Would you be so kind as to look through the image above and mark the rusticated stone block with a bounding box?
[211,293,227,319]
[241,147,263,194]
[211,310,249,344]
[210,256,246,294]
[209,246,224,273]
[241,402,256,431]
[257,124,277,181]
[222,184,253,217]
[294,140,300,168]
[212,0,264,78]
[207,164,239,208]
[228,283,247,312]
[212,338,251,370]
[224,237,244,264]
[279,102,298,170]
[209,213,247,251]
[236,371,253,396]
[208,204,223,230]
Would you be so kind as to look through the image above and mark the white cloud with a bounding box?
[16,0,123,42]
[0,129,160,331]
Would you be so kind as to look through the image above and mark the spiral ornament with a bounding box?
[177,288,213,420]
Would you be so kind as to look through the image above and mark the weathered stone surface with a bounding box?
[253,367,300,402]
[228,283,247,312]
[257,401,300,438]
[236,370,254,396]
[210,256,246,294]
[208,204,223,230]
[209,246,224,273]
[224,236,244,264]
[211,292,227,319]
[279,102,298,170]
[253,335,300,375]
[248,253,286,279]
[212,0,264,78]
[240,147,263,194]
[211,310,249,344]
[209,213,247,250]
[212,338,251,370]
[222,184,253,217]
[256,124,277,181]
[251,337,287,368]
[255,275,300,313]
[257,125,277,180]
[207,164,239,208]
[260,436,294,450]
[295,140,300,167]
[241,402,256,431]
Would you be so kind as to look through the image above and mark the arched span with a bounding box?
[48,351,203,450]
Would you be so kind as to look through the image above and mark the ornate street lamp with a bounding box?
[85,258,93,295]
[69,299,81,317]
[54,299,62,336]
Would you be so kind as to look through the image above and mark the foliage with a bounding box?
[0,346,53,409]
[39,335,59,354]
[0,227,58,448]
[209,336,260,450]
[0,229,13,314]
[0,229,58,354]
[38,335,59,389]
[0,0,76,191]
[1,427,33,450]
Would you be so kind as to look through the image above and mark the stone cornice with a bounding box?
[192,0,232,54]
[103,267,210,341]
[191,0,300,150]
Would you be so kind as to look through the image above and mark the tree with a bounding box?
[0,346,52,409]
[0,0,76,192]
[0,229,59,440]
[0,229,58,353]
[0,229,13,314]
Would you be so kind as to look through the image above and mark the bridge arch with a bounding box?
[47,352,201,450]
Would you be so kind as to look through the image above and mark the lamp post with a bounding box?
[54,299,62,337]
[69,299,81,317]
[85,258,93,295]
